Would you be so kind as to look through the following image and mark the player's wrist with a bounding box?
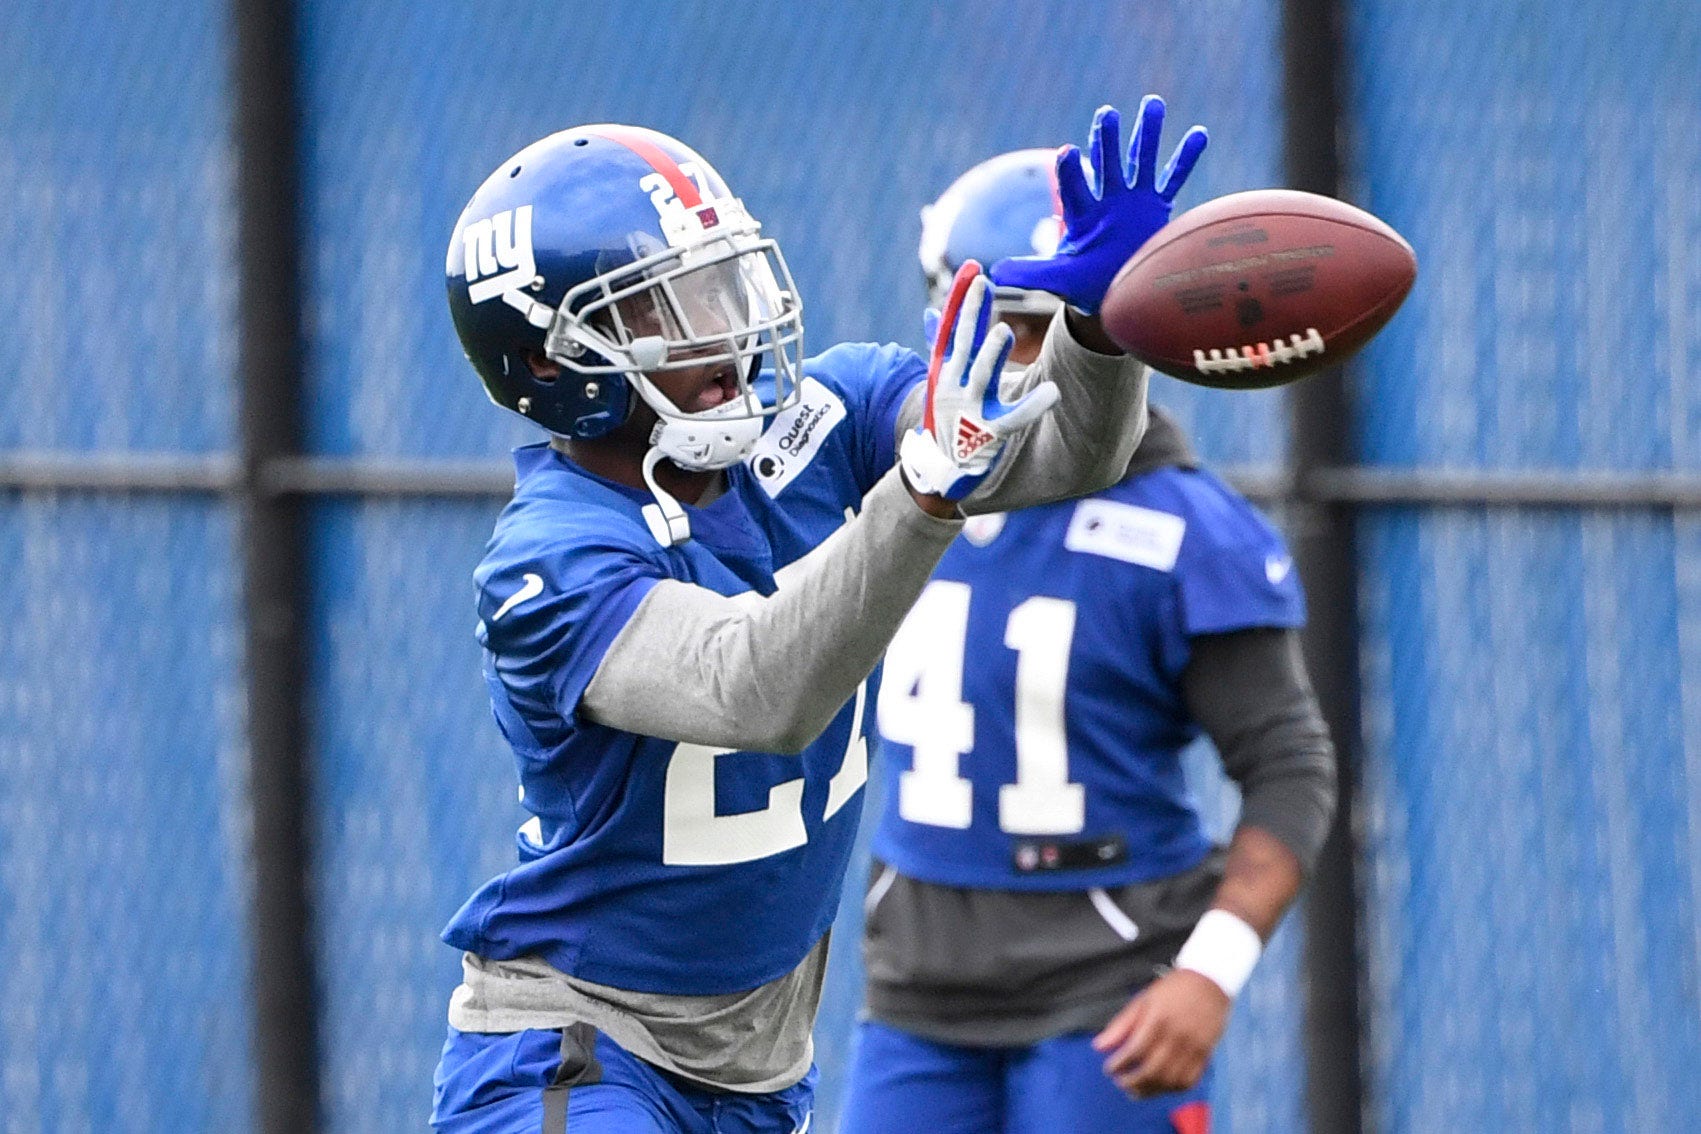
[898,426,983,507]
[1174,908,1263,999]
[1063,306,1125,355]
[900,470,964,519]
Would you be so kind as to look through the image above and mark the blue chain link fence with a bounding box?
[0,1,254,1129]
[1350,0,1701,1127]
[4,0,1698,1130]
[0,496,254,1131]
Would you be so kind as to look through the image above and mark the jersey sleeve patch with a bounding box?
[1064,498,1187,570]
[745,376,847,497]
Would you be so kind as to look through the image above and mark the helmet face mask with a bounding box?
[546,214,801,397]
[447,125,804,457]
[546,213,804,471]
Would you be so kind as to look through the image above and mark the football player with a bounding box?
[838,129,1339,1134]
[431,101,1207,1132]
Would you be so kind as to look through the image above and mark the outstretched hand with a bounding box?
[900,261,1059,504]
[991,97,1208,315]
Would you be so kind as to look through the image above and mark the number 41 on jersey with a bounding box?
[878,580,1086,836]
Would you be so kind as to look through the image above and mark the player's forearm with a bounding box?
[896,306,1149,514]
[1167,825,1302,1003]
[1169,628,1335,1000]
[1061,306,1125,355]
[580,466,962,752]
[1140,826,1296,1060]
[1208,824,1304,939]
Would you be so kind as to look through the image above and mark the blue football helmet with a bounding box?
[919,148,1064,319]
[446,125,804,473]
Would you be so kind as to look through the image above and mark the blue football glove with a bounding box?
[900,261,1059,501]
[990,97,1208,314]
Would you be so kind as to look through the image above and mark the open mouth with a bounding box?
[688,365,743,413]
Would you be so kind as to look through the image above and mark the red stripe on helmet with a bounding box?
[584,126,704,208]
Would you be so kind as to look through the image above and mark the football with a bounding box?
[1100,189,1416,389]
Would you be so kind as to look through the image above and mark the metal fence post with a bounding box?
[232,0,319,1129]
[1282,0,1366,1130]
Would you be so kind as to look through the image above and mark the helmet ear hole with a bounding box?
[523,350,560,385]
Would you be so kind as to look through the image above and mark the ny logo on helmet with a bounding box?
[464,205,537,304]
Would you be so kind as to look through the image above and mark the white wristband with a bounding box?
[1174,909,1263,999]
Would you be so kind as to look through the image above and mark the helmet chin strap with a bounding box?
[640,446,693,548]
[622,337,770,545]
[637,397,768,548]
[642,391,766,471]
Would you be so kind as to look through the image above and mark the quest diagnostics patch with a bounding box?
[747,377,845,497]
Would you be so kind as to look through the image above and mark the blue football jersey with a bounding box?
[443,342,923,995]
[870,463,1305,891]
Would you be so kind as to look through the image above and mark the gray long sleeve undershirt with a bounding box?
[582,466,961,751]
[581,311,1147,749]
[1181,627,1338,874]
